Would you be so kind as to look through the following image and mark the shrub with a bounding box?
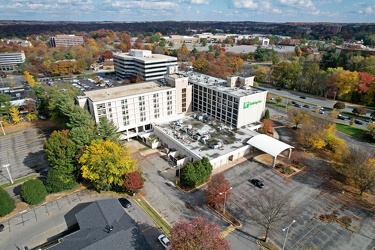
[21,179,47,205]
[45,169,78,193]
[180,157,212,188]
[333,101,345,109]
[352,107,367,115]
[0,188,16,216]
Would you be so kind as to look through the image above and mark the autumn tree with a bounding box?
[9,106,21,124]
[79,139,138,191]
[23,71,37,86]
[328,70,358,100]
[205,174,231,209]
[124,171,144,195]
[170,217,229,250]
[287,108,310,129]
[271,61,301,89]
[192,57,209,72]
[367,123,375,141]
[261,119,274,134]
[177,44,190,62]
[342,147,375,196]
[244,191,294,242]
[253,66,270,83]
[352,107,367,116]
[333,101,345,109]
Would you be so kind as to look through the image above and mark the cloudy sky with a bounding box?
[0,0,373,23]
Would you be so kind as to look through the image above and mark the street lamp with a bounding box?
[282,220,296,250]
[219,187,232,214]
[0,121,5,136]
[3,164,13,184]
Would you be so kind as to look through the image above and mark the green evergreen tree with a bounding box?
[0,187,16,216]
[21,179,47,205]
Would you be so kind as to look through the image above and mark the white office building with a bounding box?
[0,51,26,71]
[113,49,178,81]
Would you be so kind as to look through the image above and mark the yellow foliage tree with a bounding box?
[329,70,359,97]
[9,106,22,124]
[287,108,310,129]
[23,71,37,87]
[79,139,137,191]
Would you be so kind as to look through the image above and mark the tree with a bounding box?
[170,217,229,250]
[275,96,283,104]
[343,147,375,196]
[0,187,16,216]
[21,179,47,205]
[333,101,345,109]
[79,139,137,191]
[263,109,270,120]
[44,130,78,177]
[177,44,190,62]
[45,168,78,193]
[180,157,212,188]
[244,191,293,242]
[9,106,21,124]
[0,93,11,116]
[367,123,375,141]
[205,174,231,209]
[261,119,274,134]
[328,70,358,100]
[271,61,301,89]
[287,108,310,129]
[352,107,367,116]
[124,171,144,195]
[23,71,37,87]
[97,117,120,143]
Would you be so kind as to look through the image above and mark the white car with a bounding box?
[158,234,171,249]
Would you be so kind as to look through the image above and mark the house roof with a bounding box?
[48,199,150,250]
[246,134,293,157]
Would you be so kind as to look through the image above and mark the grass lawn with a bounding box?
[336,123,374,144]
[0,174,38,189]
[135,195,172,236]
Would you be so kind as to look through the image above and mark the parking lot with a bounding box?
[223,156,375,250]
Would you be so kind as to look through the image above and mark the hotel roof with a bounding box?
[114,52,177,62]
[83,81,173,102]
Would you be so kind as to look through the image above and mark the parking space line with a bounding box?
[142,226,155,233]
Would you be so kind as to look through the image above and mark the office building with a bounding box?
[0,51,26,71]
[49,35,84,47]
[113,49,178,81]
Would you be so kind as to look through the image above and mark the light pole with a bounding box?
[282,220,296,250]
[3,164,13,184]
[285,96,289,109]
[219,187,232,214]
[0,121,5,136]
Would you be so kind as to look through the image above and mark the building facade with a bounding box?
[49,35,84,47]
[113,49,178,81]
[0,51,26,71]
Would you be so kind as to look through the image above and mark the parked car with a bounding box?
[300,96,306,99]
[319,110,325,114]
[249,178,264,188]
[118,197,132,208]
[355,119,364,125]
[158,234,171,249]
[303,104,310,108]
[291,101,297,105]
[337,114,347,120]
[294,103,302,108]
[0,224,4,232]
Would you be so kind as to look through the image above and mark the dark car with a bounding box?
[291,101,297,105]
[118,197,132,208]
[303,104,310,108]
[250,178,264,188]
[276,88,281,90]
[300,96,306,99]
[0,224,4,232]
[337,114,346,120]
[294,103,301,108]
[355,119,364,125]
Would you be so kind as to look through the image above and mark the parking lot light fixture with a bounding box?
[3,164,13,184]
[219,187,232,215]
[282,220,296,250]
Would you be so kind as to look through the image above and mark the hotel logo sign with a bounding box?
[243,100,262,109]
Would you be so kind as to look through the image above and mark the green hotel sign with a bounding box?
[243,100,262,109]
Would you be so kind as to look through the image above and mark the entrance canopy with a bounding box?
[247,134,294,167]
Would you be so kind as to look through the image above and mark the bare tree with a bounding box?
[244,191,294,242]
[343,147,375,196]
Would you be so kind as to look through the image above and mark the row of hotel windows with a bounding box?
[120,108,174,126]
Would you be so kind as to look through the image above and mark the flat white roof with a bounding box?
[114,52,177,62]
[247,134,293,157]
[83,82,172,102]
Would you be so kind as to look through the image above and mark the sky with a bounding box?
[0,0,374,23]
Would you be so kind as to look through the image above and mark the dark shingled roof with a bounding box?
[48,198,150,250]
